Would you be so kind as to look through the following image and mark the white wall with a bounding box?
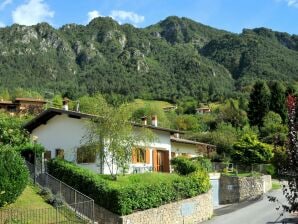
[32,114,89,162]
[31,115,174,174]
[171,142,201,157]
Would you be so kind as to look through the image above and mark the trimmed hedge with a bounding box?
[0,145,29,207]
[48,159,210,215]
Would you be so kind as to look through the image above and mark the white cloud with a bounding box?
[286,0,298,7]
[0,0,12,10]
[110,10,144,24]
[12,0,54,25]
[87,10,102,22]
[0,21,5,27]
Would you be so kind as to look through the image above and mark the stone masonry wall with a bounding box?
[219,175,272,204]
[94,190,213,224]
[238,176,263,201]
[219,176,239,204]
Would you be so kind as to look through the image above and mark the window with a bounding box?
[44,151,52,160]
[56,149,64,159]
[181,153,191,158]
[132,148,146,163]
[77,145,97,163]
[171,152,176,158]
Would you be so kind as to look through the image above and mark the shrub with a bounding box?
[0,145,29,207]
[265,164,276,177]
[192,157,213,172]
[48,159,210,215]
[171,157,199,175]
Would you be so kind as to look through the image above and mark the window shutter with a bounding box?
[145,149,150,164]
[153,149,157,171]
[164,151,170,173]
[132,148,137,164]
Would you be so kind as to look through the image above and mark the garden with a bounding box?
[47,157,211,215]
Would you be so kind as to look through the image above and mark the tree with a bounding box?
[278,94,298,212]
[231,133,273,165]
[217,99,248,128]
[78,94,108,114]
[0,145,29,207]
[248,81,271,127]
[0,111,29,147]
[86,100,154,179]
[269,82,287,122]
[260,111,287,145]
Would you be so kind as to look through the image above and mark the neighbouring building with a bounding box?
[196,107,211,114]
[24,107,215,174]
[0,98,47,115]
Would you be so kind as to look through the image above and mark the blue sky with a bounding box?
[0,0,298,34]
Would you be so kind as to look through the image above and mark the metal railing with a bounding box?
[0,204,88,224]
[26,161,95,223]
[212,162,273,174]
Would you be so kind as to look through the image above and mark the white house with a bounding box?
[24,108,215,174]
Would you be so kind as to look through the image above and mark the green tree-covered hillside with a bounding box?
[0,16,298,101]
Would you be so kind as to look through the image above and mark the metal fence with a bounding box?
[212,162,272,174]
[0,204,88,224]
[25,161,95,223]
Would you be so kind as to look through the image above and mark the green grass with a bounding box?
[223,172,261,177]
[0,185,53,210]
[0,185,87,224]
[272,180,282,190]
[100,172,180,188]
[127,99,173,109]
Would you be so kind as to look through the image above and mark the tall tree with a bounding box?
[247,81,271,127]
[86,97,154,179]
[269,81,287,122]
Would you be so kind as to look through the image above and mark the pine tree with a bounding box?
[248,81,271,127]
[269,81,287,123]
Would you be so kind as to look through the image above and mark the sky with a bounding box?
[0,0,298,34]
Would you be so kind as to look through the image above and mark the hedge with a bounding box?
[47,159,210,215]
[0,145,29,207]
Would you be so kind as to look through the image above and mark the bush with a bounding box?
[48,159,210,215]
[265,164,276,177]
[192,157,213,172]
[0,145,29,207]
[171,157,200,175]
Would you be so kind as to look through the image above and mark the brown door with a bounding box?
[156,150,164,172]
[153,150,170,172]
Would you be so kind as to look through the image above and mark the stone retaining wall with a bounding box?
[94,190,213,224]
[219,175,271,204]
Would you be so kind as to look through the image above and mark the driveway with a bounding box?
[203,189,298,224]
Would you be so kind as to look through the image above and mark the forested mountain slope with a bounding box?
[0,16,297,101]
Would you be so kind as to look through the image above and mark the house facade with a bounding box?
[0,98,47,114]
[24,108,215,174]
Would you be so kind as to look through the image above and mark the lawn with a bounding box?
[223,172,261,177]
[127,99,173,110]
[100,172,180,187]
[0,185,86,224]
[271,180,282,190]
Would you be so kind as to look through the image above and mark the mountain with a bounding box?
[0,16,297,101]
[201,28,298,87]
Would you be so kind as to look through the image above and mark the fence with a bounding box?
[25,161,95,223]
[212,162,272,174]
[0,204,88,224]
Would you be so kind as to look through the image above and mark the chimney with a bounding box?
[174,133,180,138]
[62,97,69,111]
[141,116,147,125]
[151,115,158,127]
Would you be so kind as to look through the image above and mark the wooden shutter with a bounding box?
[145,149,150,164]
[153,149,157,171]
[164,151,170,173]
[132,148,137,164]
